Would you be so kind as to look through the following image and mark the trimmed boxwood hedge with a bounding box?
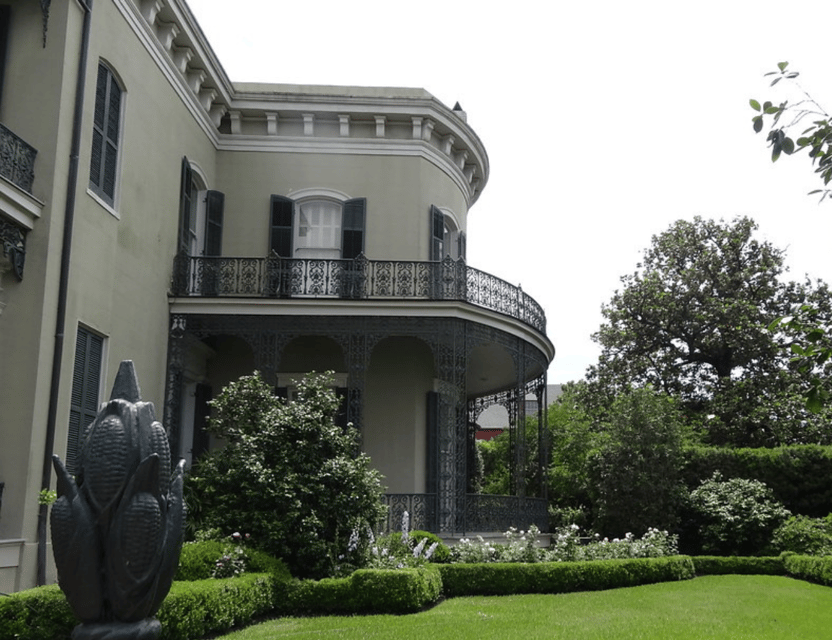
[8,554,832,640]
[783,554,832,586]
[692,556,785,576]
[437,556,696,598]
[0,574,284,640]
[276,565,443,615]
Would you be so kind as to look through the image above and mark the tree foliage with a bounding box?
[186,372,386,579]
[750,62,832,412]
[585,215,832,446]
[750,61,832,201]
[588,388,689,537]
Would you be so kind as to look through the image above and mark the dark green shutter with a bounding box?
[67,327,103,474]
[204,190,224,256]
[430,205,444,261]
[269,195,294,257]
[0,7,11,108]
[192,384,212,461]
[89,64,121,205]
[335,387,349,430]
[178,157,193,253]
[341,198,366,259]
[426,391,439,495]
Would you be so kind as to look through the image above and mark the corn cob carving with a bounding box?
[51,360,185,640]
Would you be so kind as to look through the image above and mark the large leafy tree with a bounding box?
[186,372,386,579]
[586,216,832,446]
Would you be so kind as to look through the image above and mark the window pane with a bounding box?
[295,200,341,259]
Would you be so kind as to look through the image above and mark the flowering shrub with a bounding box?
[365,512,443,570]
[450,524,678,564]
[186,372,386,579]
[176,531,289,581]
[688,472,791,555]
[769,515,832,556]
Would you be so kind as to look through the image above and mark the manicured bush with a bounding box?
[692,556,785,576]
[187,372,386,579]
[768,515,832,555]
[784,554,832,586]
[0,585,74,640]
[682,445,832,517]
[0,574,286,640]
[437,556,695,598]
[276,566,442,615]
[175,539,290,581]
[687,472,791,555]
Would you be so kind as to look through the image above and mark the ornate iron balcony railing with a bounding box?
[172,253,546,333]
[0,123,37,193]
[380,493,548,534]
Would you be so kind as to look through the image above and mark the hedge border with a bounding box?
[6,555,832,640]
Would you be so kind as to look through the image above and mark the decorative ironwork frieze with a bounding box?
[0,123,37,193]
[170,254,547,334]
[0,218,25,280]
[40,0,51,47]
[164,312,551,534]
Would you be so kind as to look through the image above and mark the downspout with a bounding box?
[37,0,93,586]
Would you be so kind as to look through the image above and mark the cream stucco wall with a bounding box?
[216,150,468,261]
[363,337,435,494]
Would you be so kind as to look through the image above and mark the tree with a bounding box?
[587,388,688,537]
[586,216,832,446]
[186,372,386,579]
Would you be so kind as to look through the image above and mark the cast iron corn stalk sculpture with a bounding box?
[51,360,185,640]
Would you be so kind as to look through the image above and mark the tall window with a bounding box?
[269,195,366,259]
[430,205,466,261]
[89,63,123,207]
[67,326,104,474]
[178,157,224,256]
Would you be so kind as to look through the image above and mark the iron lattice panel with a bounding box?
[165,314,550,533]
[170,254,546,334]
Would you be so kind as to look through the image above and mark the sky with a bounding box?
[187,0,832,384]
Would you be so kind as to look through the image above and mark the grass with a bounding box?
[219,575,832,639]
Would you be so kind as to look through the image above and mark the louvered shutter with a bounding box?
[204,190,224,256]
[0,7,10,107]
[430,205,444,260]
[89,65,107,195]
[341,198,366,259]
[269,195,294,257]
[457,230,467,261]
[192,384,212,461]
[67,328,103,474]
[89,64,121,205]
[178,157,193,253]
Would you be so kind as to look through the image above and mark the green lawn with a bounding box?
[220,575,832,640]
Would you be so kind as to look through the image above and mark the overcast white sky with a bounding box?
[188,0,832,384]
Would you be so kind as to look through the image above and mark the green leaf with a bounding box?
[771,77,782,87]
[753,116,763,133]
[777,61,789,72]
[782,137,795,154]
[750,99,761,112]
[764,106,780,115]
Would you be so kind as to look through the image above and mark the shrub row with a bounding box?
[437,556,695,598]
[783,554,832,586]
[0,574,283,640]
[5,554,827,639]
[683,445,832,517]
[276,565,443,615]
[691,556,785,576]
